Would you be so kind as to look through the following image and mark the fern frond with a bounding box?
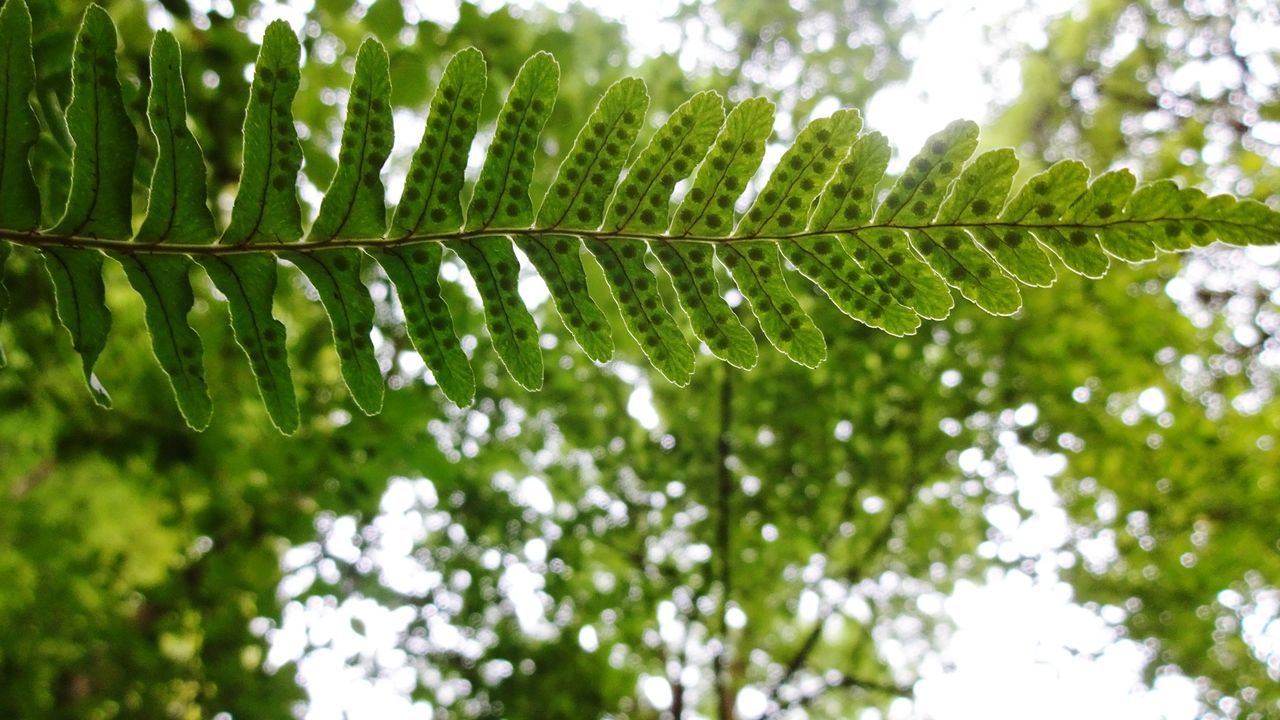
[1,2,1277,432]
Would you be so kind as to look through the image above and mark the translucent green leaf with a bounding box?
[199,21,301,431]
[914,224,1021,315]
[0,0,40,232]
[519,78,651,364]
[539,77,648,231]
[516,232,613,362]
[42,248,111,406]
[945,149,1056,288]
[32,133,70,228]
[785,235,920,335]
[652,237,759,368]
[890,121,978,224]
[605,90,723,233]
[389,48,485,237]
[739,109,861,237]
[850,128,958,320]
[450,239,542,389]
[1065,170,1144,261]
[1198,195,1280,246]
[42,6,139,406]
[199,255,298,434]
[48,5,136,239]
[590,237,693,383]
[117,255,211,428]
[221,20,303,245]
[135,31,216,246]
[451,52,558,390]
[3,28,1279,430]
[114,31,216,428]
[286,249,383,414]
[464,51,557,231]
[895,122,1020,315]
[719,237,827,367]
[620,91,755,369]
[761,111,916,336]
[685,98,825,367]
[1149,185,1206,252]
[1001,160,1101,277]
[377,244,475,406]
[668,97,769,238]
[377,48,481,405]
[809,131,889,233]
[1108,180,1181,258]
[1111,181,1213,252]
[308,39,392,242]
[290,39,391,413]
[812,133,929,320]
[540,77,686,379]
[806,134,914,330]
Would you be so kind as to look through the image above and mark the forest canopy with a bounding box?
[0,0,1276,719]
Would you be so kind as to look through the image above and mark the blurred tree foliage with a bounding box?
[0,1,1276,719]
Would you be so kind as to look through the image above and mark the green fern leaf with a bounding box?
[114,30,216,429]
[857,133,955,320]
[390,48,485,237]
[520,78,650,365]
[1066,169,1142,262]
[377,245,474,403]
[134,31,217,247]
[1001,160,1101,277]
[772,113,919,336]
[1110,180,1259,253]
[308,39,392,242]
[1149,185,1204,252]
[454,52,560,390]
[947,149,1056,288]
[549,77,692,383]
[897,122,1021,315]
[42,248,112,405]
[286,39,393,415]
[117,255,209,425]
[692,98,827,367]
[622,91,756,370]
[378,48,484,406]
[199,21,303,433]
[739,110,861,237]
[0,0,41,365]
[806,131,920,335]
[200,255,298,432]
[221,20,303,245]
[288,250,382,413]
[745,111,874,325]
[1106,179,1181,259]
[48,5,136,240]
[1198,194,1280,246]
[2,7,1278,432]
[43,5,140,407]
[0,0,40,233]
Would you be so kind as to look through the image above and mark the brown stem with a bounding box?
[712,366,735,720]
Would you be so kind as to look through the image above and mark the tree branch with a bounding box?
[771,670,913,717]
[712,366,735,720]
[767,455,928,703]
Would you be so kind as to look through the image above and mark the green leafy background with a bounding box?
[0,1,1276,719]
